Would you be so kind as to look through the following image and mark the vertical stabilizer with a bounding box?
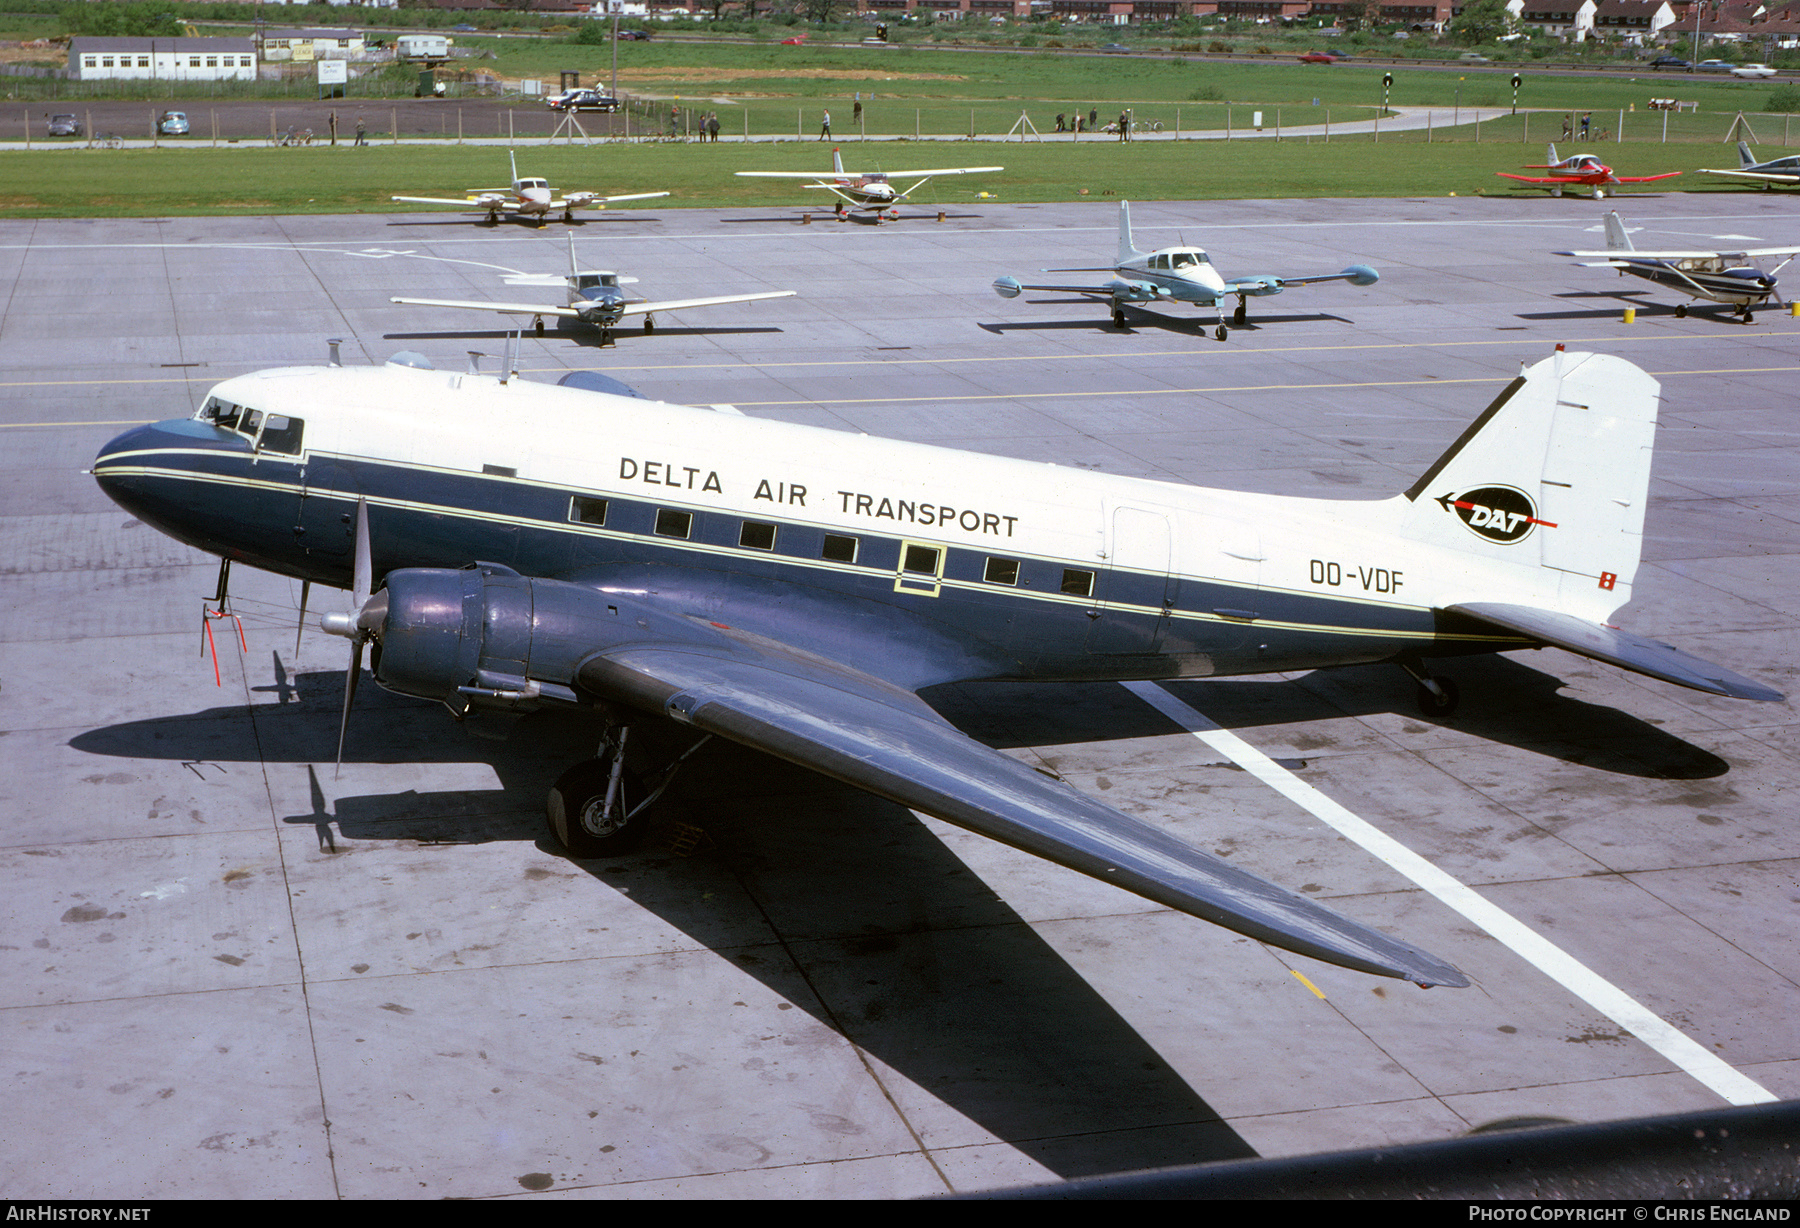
[510,149,520,187]
[1603,211,1634,252]
[832,147,845,176]
[1118,200,1145,265]
[1399,351,1659,619]
[1546,142,1560,164]
[1739,139,1756,168]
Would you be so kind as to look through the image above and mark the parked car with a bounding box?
[45,113,80,137]
[546,89,619,113]
[1650,55,1691,70]
[1695,59,1735,71]
[1099,43,1130,52]
[1458,52,1490,63]
[157,111,189,136]
[617,28,651,40]
[1298,50,1348,63]
[1732,62,1777,78]
[780,34,807,44]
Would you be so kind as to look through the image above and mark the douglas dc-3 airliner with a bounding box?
[89,349,1780,991]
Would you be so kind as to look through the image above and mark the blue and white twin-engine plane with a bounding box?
[90,347,1779,992]
[993,200,1378,339]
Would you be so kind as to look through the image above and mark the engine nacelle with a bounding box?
[370,564,612,711]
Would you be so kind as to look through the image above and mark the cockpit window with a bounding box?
[1170,250,1207,269]
[257,414,305,455]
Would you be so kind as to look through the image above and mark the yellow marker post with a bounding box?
[1624,307,1636,323]
[1790,302,1798,318]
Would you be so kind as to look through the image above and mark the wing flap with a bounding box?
[1448,603,1783,702]
[578,640,1469,987]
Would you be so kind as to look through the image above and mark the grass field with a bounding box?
[2,134,1778,219]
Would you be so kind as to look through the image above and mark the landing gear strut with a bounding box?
[1399,659,1460,719]
[546,726,712,859]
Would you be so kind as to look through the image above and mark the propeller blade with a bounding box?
[352,498,371,609]
[296,579,310,658]
[335,638,362,779]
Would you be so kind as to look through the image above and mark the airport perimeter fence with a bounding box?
[11,96,1798,149]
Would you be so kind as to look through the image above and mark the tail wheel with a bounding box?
[547,755,652,858]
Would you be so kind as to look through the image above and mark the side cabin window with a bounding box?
[1149,254,1169,271]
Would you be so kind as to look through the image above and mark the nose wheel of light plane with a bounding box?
[643,313,656,334]
[1592,187,1607,200]
[534,315,545,337]
[1215,325,1229,341]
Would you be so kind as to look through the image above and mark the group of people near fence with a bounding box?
[1054,108,1101,133]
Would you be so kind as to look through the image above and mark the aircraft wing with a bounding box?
[549,191,672,209]
[876,166,1004,177]
[389,296,584,319]
[578,629,1470,987]
[1447,603,1784,702]
[1495,173,1583,185]
[392,195,507,208]
[1556,245,1800,259]
[1225,265,1380,292]
[992,276,1124,298]
[617,290,796,316]
[734,172,841,180]
[1698,168,1800,184]
[1610,172,1685,184]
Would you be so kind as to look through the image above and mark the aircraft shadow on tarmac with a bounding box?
[69,665,1258,1180]
[1517,290,1752,324]
[979,305,1349,336]
[66,644,1732,1176]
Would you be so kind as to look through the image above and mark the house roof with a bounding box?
[69,36,256,54]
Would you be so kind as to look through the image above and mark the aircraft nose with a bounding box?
[92,417,241,525]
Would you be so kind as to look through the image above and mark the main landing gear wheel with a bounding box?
[1112,307,1127,328]
[1592,187,1607,200]
[1232,301,1247,327]
[643,314,656,334]
[1674,303,1688,318]
[1415,677,1461,719]
[534,316,545,337]
[547,754,651,858]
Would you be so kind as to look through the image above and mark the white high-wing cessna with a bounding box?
[734,147,1002,221]
[390,236,797,345]
[1555,211,1799,322]
[391,152,670,227]
[1698,141,1800,189]
[993,201,1379,340]
[90,348,1780,993]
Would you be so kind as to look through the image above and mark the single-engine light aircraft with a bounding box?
[1554,211,1798,322]
[1496,144,1682,200]
[90,349,1782,994]
[734,147,1002,221]
[392,152,670,227]
[993,201,1378,340]
[1698,140,1800,189]
[390,236,796,345]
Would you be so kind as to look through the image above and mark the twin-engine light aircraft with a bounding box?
[993,201,1378,339]
[392,152,670,227]
[1496,144,1682,200]
[90,348,1781,993]
[734,147,1002,221]
[390,236,796,345]
[1699,141,1800,189]
[1555,212,1797,322]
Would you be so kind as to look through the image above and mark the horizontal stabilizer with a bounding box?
[1448,603,1784,702]
[580,638,1469,987]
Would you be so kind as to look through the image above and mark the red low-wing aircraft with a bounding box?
[1496,143,1682,200]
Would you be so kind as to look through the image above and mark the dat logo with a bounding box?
[1435,485,1557,544]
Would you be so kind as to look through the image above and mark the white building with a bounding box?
[69,37,257,82]
[258,28,369,62]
